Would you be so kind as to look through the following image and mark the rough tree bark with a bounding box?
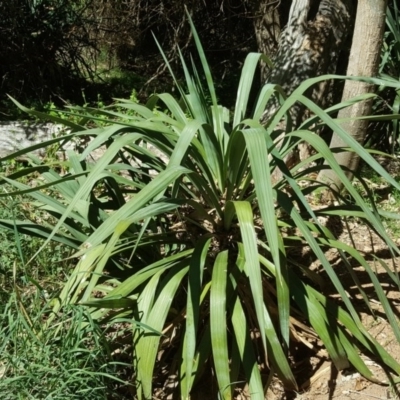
[318,0,388,191]
[260,0,354,127]
[250,0,281,81]
[260,0,355,182]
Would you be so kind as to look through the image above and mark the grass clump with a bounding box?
[0,299,129,399]
[0,163,131,399]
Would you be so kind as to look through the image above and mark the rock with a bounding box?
[0,121,73,158]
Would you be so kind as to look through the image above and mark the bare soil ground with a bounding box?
[268,219,400,400]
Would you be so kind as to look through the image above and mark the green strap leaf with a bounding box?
[243,128,290,350]
[181,236,212,398]
[210,250,232,400]
[231,292,264,400]
[231,201,267,353]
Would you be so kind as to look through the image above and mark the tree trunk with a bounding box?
[318,0,388,191]
[251,0,281,81]
[260,0,354,127]
[259,0,354,183]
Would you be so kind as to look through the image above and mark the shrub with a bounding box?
[0,0,96,107]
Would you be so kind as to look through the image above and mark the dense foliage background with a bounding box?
[0,0,293,114]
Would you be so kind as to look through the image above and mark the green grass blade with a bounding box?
[231,201,267,352]
[262,304,298,390]
[288,270,400,378]
[83,166,189,247]
[0,220,81,248]
[186,12,218,108]
[290,128,400,254]
[28,132,143,257]
[318,237,400,342]
[231,294,264,399]
[101,251,193,300]
[152,35,187,103]
[233,53,265,127]
[210,250,232,400]
[277,190,364,326]
[147,93,189,125]
[8,96,85,131]
[296,288,349,370]
[294,276,374,375]
[136,265,189,399]
[211,104,230,153]
[168,119,203,168]
[81,221,132,302]
[181,236,212,398]
[243,128,290,350]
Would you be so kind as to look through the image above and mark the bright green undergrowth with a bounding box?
[0,164,130,399]
[0,298,128,399]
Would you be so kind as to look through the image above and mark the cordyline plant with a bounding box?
[2,17,400,399]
